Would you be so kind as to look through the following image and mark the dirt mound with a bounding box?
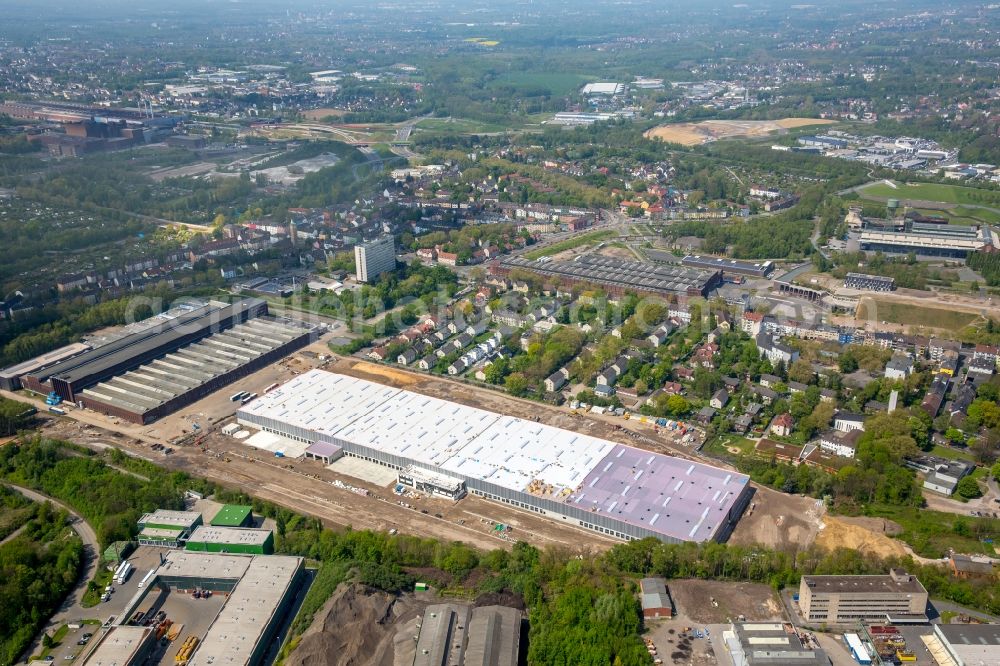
[285,583,427,666]
[474,590,526,610]
[815,516,909,559]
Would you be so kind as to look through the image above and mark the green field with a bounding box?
[859,180,1000,208]
[861,504,998,558]
[523,229,618,260]
[415,117,508,134]
[856,299,980,331]
[490,71,594,96]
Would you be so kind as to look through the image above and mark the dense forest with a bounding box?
[0,499,82,666]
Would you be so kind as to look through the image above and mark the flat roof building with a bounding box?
[845,273,896,292]
[137,509,202,547]
[493,255,721,301]
[237,370,752,544]
[81,626,156,666]
[933,624,1000,666]
[185,526,275,555]
[681,255,775,278]
[211,504,254,528]
[79,315,318,424]
[24,299,268,402]
[639,578,673,619]
[798,569,928,624]
[0,342,92,391]
[114,551,305,666]
[860,222,993,258]
[724,623,829,666]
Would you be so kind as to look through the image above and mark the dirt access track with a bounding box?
[644,118,836,146]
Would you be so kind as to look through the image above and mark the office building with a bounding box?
[237,370,752,544]
[798,569,928,624]
[354,236,396,283]
[136,509,203,547]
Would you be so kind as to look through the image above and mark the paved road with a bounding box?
[5,484,100,664]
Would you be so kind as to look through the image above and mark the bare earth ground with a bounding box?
[727,487,824,552]
[644,118,836,146]
[669,580,783,625]
[815,515,911,559]
[301,108,347,120]
[285,583,430,666]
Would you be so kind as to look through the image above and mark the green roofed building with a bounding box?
[137,509,202,548]
[210,504,254,528]
[184,526,274,555]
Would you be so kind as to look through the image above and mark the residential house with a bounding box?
[545,368,570,393]
[770,413,794,437]
[397,349,418,366]
[759,374,782,389]
[818,429,861,458]
[417,354,437,371]
[696,406,717,424]
[755,331,799,365]
[647,324,673,348]
[788,381,808,394]
[749,385,778,405]
[885,355,914,380]
[969,356,995,376]
[710,389,729,410]
[448,358,469,375]
[833,412,865,432]
[368,346,390,362]
[732,414,753,434]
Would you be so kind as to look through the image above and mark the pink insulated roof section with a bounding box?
[568,445,749,542]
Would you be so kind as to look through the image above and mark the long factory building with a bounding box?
[18,298,318,424]
[492,255,721,300]
[236,370,752,544]
[78,315,318,424]
[23,299,269,401]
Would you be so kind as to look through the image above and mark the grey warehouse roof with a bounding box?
[237,370,750,543]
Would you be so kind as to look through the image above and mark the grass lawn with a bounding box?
[859,181,1000,207]
[930,444,976,462]
[523,229,618,260]
[861,504,999,558]
[489,71,594,97]
[702,434,757,460]
[415,117,508,134]
[856,299,980,331]
[81,568,115,608]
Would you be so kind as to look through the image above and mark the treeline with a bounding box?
[0,295,156,368]
[0,440,211,547]
[0,397,34,437]
[0,501,82,666]
[968,251,1000,287]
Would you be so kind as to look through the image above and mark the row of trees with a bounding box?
[0,501,82,666]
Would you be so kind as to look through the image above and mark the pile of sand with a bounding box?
[815,516,909,559]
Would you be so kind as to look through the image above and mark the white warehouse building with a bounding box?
[236,370,752,544]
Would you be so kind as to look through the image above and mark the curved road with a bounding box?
[5,484,100,664]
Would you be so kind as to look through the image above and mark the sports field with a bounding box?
[856,299,980,331]
[859,180,1000,208]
